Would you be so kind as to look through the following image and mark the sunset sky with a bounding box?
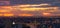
[0,0,60,17]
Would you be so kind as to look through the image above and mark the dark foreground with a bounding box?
[0,17,60,28]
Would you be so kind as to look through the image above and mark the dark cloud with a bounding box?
[0,0,10,6]
[0,1,10,6]
[50,2,60,6]
[10,0,60,6]
[0,0,10,1]
[10,0,60,4]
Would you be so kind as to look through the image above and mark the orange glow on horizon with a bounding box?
[42,13,51,16]
[0,6,11,8]
[19,6,58,11]
[0,10,11,12]
[0,6,11,9]
[0,13,14,17]
[0,4,59,17]
[0,14,3,16]
[20,8,49,11]
[0,13,33,17]
[3,14,14,16]
[19,14,33,16]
